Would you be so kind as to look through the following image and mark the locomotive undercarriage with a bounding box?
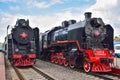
[12,58,35,66]
[83,49,114,72]
[50,51,84,68]
[83,59,112,72]
[11,53,36,66]
[41,40,114,72]
[41,40,83,68]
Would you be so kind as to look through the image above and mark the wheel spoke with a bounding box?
[84,61,91,72]
[69,64,75,68]
[58,59,63,65]
[64,59,68,66]
[50,54,54,62]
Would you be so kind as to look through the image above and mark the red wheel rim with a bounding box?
[55,58,58,63]
[50,55,54,62]
[64,59,68,66]
[58,59,63,65]
[84,62,91,72]
[69,64,75,68]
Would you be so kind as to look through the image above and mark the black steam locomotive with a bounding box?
[4,19,40,66]
[40,12,114,72]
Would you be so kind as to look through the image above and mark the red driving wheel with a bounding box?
[50,54,55,62]
[58,59,63,65]
[63,59,68,66]
[83,61,91,72]
[69,63,75,68]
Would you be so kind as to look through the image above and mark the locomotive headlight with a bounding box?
[15,48,19,52]
[30,49,34,52]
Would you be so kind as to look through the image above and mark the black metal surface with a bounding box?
[33,27,40,58]
[40,12,114,51]
[102,24,114,50]
[12,26,34,44]
[100,58,112,63]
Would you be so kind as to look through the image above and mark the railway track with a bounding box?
[13,66,55,80]
[93,72,120,80]
[69,64,120,80]
[68,67,120,80]
[87,72,119,80]
[67,65,120,80]
[39,59,120,80]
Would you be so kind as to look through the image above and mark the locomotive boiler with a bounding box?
[40,12,114,72]
[4,19,40,66]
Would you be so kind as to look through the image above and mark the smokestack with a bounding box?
[84,12,92,20]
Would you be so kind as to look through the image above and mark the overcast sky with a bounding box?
[0,0,120,43]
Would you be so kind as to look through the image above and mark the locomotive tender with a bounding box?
[4,19,40,66]
[40,12,114,72]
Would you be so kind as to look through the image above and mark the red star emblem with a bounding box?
[20,32,27,39]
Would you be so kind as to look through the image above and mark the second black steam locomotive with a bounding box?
[40,12,114,72]
[3,19,40,66]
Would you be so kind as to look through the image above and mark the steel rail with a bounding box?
[32,66,55,80]
[13,66,25,80]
